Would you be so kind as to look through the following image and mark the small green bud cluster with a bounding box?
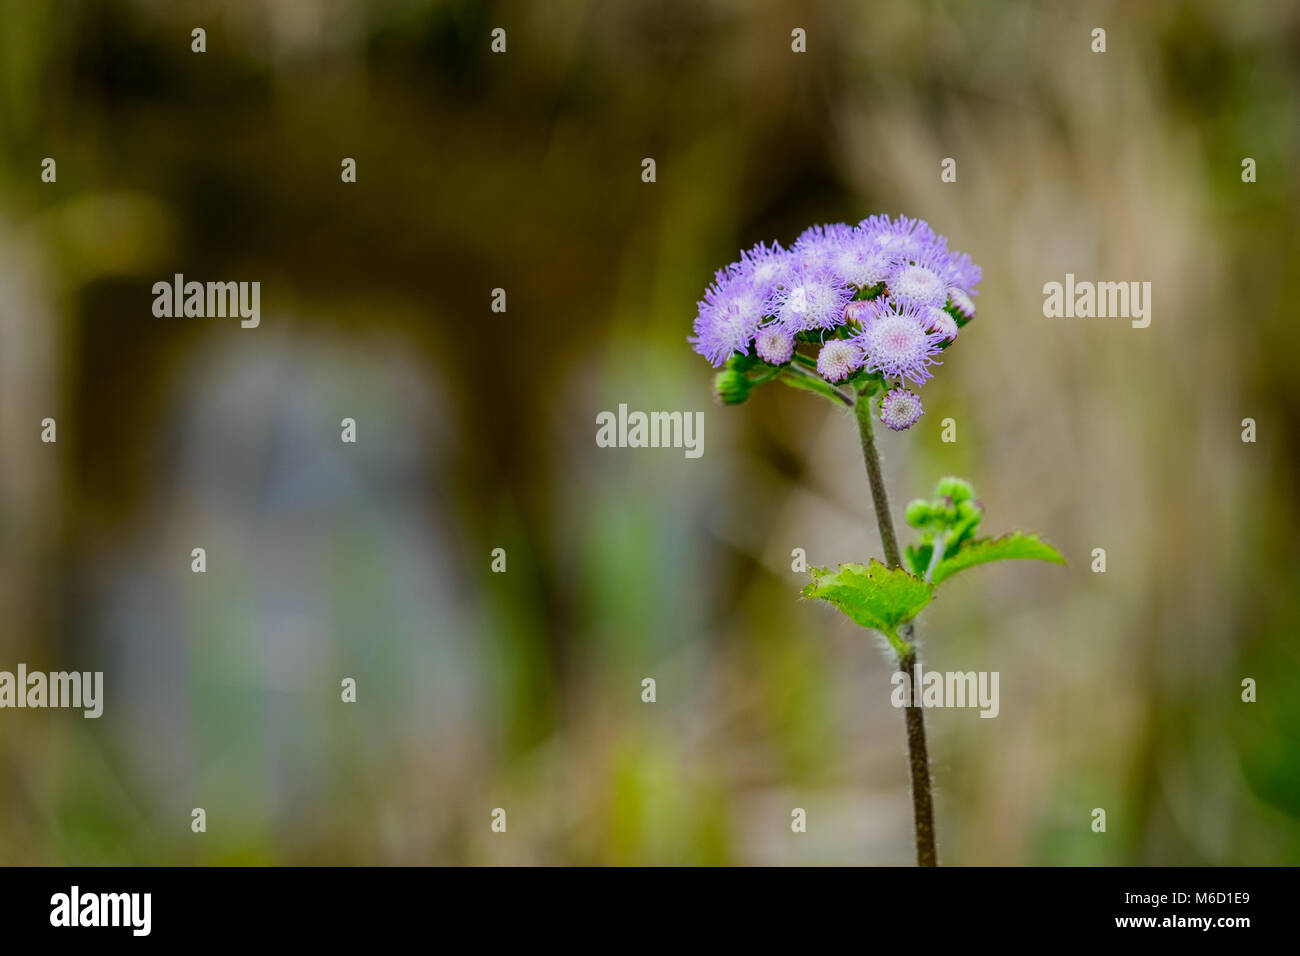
[904,477,983,578]
[714,353,768,405]
[711,351,802,406]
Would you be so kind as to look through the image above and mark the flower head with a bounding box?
[816,339,862,383]
[791,223,849,274]
[844,299,874,324]
[732,241,790,300]
[755,326,796,365]
[948,287,975,319]
[946,250,982,296]
[859,215,940,261]
[888,246,955,308]
[689,216,978,393]
[690,268,766,366]
[853,299,945,385]
[923,306,959,341]
[797,222,886,288]
[880,388,924,431]
[767,264,852,333]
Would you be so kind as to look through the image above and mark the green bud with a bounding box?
[726,352,756,373]
[713,369,751,405]
[956,499,983,523]
[905,499,932,528]
[935,476,975,504]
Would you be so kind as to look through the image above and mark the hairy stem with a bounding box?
[853,389,938,867]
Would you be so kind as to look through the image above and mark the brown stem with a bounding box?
[853,393,903,567]
[898,642,937,866]
[853,389,938,867]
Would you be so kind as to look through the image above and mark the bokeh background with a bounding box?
[1,0,1298,865]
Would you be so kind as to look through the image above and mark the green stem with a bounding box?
[784,364,854,407]
[924,531,949,583]
[853,388,938,867]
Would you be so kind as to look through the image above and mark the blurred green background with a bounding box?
[1,0,1298,865]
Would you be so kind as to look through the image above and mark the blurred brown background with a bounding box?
[0,0,1297,864]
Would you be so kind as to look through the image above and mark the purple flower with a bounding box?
[795,223,881,288]
[816,339,862,383]
[690,268,766,367]
[767,264,852,333]
[853,299,945,385]
[858,215,940,262]
[946,250,982,296]
[689,217,979,384]
[791,224,848,273]
[888,245,954,308]
[880,388,924,431]
[856,243,901,286]
[843,299,876,324]
[732,241,790,300]
[755,326,796,365]
[945,250,981,318]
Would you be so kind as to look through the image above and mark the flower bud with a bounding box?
[905,499,932,528]
[844,300,873,324]
[935,476,975,504]
[755,328,795,365]
[713,369,751,405]
[816,340,862,383]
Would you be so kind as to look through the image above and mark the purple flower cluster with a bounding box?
[691,215,981,429]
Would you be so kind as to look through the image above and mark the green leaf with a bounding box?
[942,504,984,557]
[931,532,1066,585]
[803,560,934,642]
